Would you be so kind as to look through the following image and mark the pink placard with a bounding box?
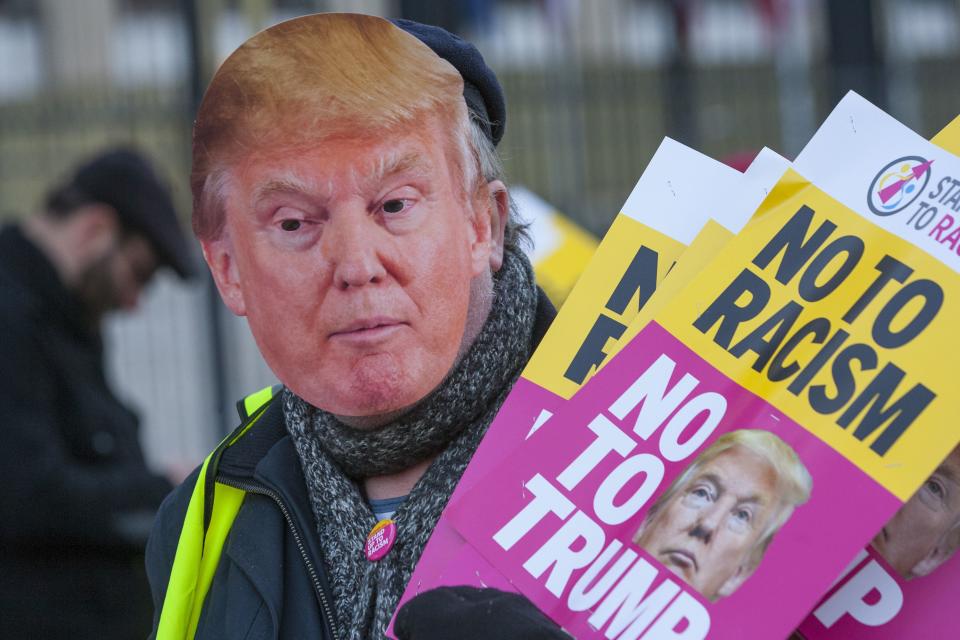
[446,323,902,639]
[798,537,960,638]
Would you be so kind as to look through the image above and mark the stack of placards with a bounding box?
[391,93,960,640]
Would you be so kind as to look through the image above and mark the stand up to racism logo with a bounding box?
[867,156,934,216]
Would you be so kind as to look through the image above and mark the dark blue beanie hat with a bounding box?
[392,19,505,147]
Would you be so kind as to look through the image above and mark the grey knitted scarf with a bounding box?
[284,247,538,640]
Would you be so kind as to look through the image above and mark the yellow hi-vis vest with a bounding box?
[155,384,282,640]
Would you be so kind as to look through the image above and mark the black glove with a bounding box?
[394,586,569,640]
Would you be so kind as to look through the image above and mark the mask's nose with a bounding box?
[325,209,387,290]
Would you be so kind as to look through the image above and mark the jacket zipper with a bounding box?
[217,476,341,640]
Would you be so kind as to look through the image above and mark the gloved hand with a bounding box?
[394,586,569,640]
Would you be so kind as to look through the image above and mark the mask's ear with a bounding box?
[468,180,508,275]
[486,180,509,271]
[201,233,246,316]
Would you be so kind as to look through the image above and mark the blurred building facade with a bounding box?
[1,0,958,471]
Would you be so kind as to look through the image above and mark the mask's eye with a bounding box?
[280,219,302,232]
[382,199,406,214]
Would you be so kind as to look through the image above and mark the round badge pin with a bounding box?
[365,518,397,562]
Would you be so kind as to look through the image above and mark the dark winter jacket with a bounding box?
[0,225,174,639]
[146,290,556,639]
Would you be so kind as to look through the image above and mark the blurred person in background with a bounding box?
[0,148,194,639]
[147,13,567,640]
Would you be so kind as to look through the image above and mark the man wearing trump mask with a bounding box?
[147,13,566,640]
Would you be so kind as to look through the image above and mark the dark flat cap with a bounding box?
[392,18,506,147]
[71,148,195,278]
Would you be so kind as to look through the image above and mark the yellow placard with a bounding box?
[616,219,736,350]
[524,214,684,399]
[932,114,960,153]
[533,213,599,308]
[656,170,957,501]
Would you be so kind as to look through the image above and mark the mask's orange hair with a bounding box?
[191,13,468,241]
